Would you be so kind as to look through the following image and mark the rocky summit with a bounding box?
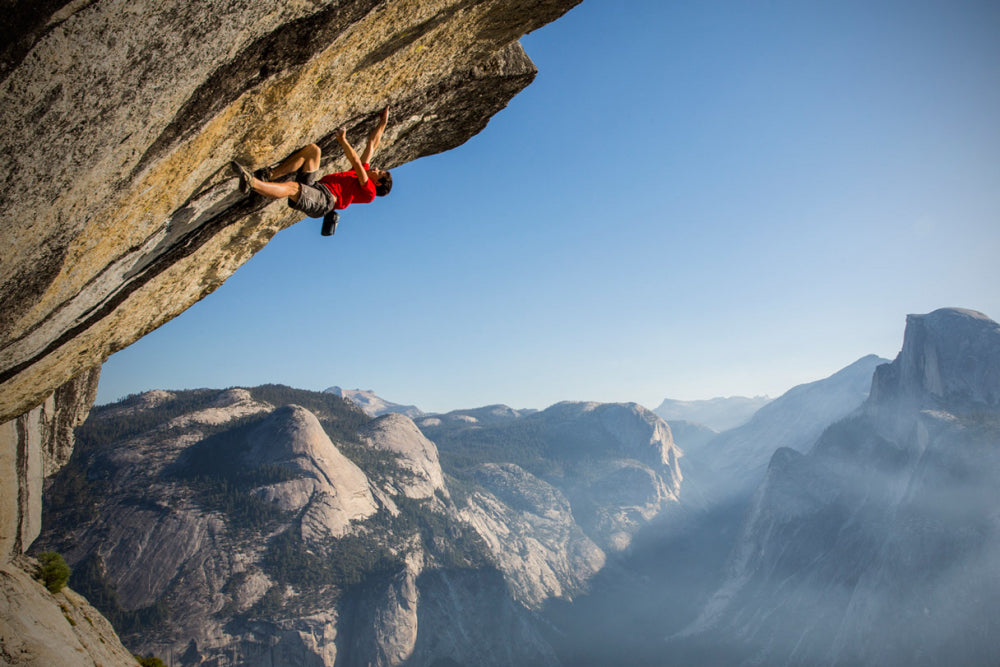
[35,386,682,665]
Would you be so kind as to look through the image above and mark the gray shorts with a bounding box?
[288,170,335,218]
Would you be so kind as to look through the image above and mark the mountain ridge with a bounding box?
[539,351,890,664]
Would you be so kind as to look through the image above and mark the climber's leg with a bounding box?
[231,146,332,216]
[251,179,302,201]
[265,143,322,181]
[231,160,301,200]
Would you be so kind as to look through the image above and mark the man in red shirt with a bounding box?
[232,107,392,236]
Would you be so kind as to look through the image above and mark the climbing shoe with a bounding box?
[230,160,253,195]
[321,210,339,236]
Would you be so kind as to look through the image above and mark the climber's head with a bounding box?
[374,170,393,197]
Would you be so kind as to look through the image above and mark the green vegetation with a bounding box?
[170,415,297,531]
[424,419,562,480]
[248,384,370,441]
[248,584,285,617]
[959,406,1000,439]
[393,496,492,569]
[45,383,504,635]
[36,551,71,593]
[257,496,491,613]
[42,458,106,544]
[134,656,167,667]
[424,409,631,487]
[79,389,221,447]
[247,385,409,479]
[263,522,401,593]
[45,388,249,545]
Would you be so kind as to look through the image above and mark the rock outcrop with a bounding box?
[0,368,100,562]
[868,307,1000,433]
[0,0,580,425]
[460,462,606,608]
[244,405,379,542]
[420,401,684,554]
[0,556,137,666]
[327,386,423,418]
[0,4,581,659]
[360,413,446,499]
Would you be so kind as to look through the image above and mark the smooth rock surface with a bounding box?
[460,463,606,609]
[0,368,99,562]
[244,405,378,541]
[0,556,136,667]
[360,413,446,499]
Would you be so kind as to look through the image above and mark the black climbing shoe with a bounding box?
[230,160,253,195]
[321,210,339,236]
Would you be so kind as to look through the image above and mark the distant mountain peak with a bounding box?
[654,395,772,432]
[324,386,423,418]
[869,307,1000,410]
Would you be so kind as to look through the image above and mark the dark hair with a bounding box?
[375,171,392,197]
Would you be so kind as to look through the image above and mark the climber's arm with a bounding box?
[360,106,389,165]
[335,127,369,187]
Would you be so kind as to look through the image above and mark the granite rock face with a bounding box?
[360,413,446,499]
[420,401,684,555]
[459,462,606,608]
[0,556,137,667]
[868,308,1000,432]
[0,368,100,562]
[0,0,580,576]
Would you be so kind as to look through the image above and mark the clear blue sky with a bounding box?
[98,0,1000,414]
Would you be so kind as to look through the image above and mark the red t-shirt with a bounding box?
[318,162,377,210]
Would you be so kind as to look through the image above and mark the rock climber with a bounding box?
[231,106,392,236]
